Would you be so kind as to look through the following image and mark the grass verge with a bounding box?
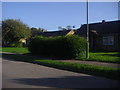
[2,53,120,80]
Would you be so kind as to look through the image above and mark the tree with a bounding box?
[38,27,46,32]
[58,25,73,31]
[62,28,67,31]
[58,26,63,30]
[66,25,72,30]
[58,26,67,31]
[31,27,38,37]
[31,27,46,37]
[2,19,31,46]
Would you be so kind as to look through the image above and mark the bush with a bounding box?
[9,42,23,47]
[28,35,87,59]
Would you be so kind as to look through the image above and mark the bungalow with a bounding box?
[75,20,120,51]
[37,30,75,37]
[19,38,26,44]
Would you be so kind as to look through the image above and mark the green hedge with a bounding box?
[28,35,87,59]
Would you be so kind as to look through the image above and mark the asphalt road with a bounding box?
[0,57,2,90]
[2,58,119,88]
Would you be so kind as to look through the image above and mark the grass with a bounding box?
[76,52,120,63]
[34,60,120,80]
[2,53,120,80]
[89,52,119,62]
[2,47,29,54]
[2,47,120,63]
[0,47,2,52]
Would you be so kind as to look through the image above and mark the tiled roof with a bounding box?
[75,20,120,36]
[37,30,72,37]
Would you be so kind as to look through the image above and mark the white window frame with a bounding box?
[103,36,114,45]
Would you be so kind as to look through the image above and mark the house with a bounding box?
[19,38,26,44]
[37,30,75,37]
[75,20,120,51]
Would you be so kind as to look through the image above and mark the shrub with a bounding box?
[28,35,87,59]
[9,42,23,47]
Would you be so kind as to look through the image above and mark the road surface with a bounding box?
[0,57,2,90]
[2,58,119,88]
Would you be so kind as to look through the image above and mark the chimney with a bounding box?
[102,20,106,23]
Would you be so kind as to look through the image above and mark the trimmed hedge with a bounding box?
[28,35,87,59]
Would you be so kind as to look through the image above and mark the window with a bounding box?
[103,36,114,45]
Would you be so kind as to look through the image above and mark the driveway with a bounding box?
[2,58,119,88]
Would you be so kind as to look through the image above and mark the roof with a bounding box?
[37,30,72,37]
[75,20,120,36]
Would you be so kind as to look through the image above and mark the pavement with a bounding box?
[2,58,119,88]
[56,60,119,68]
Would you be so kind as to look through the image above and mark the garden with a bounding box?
[1,35,120,80]
[2,47,119,63]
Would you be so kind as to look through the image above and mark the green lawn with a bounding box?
[77,52,119,63]
[2,47,120,63]
[2,47,29,54]
[0,47,2,52]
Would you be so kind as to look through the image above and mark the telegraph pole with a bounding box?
[86,0,89,59]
